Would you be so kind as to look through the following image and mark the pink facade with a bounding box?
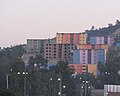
[62,33,70,44]
[80,50,88,64]
[68,64,88,74]
[90,36,114,46]
[56,33,86,45]
[91,50,98,64]
[73,34,79,45]
[96,37,104,44]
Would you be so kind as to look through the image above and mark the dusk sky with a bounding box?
[0,0,120,47]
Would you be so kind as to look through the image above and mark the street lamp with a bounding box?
[82,80,89,96]
[17,71,28,96]
[58,78,62,96]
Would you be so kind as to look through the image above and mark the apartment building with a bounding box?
[90,36,114,46]
[77,44,108,51]
[44,43,76,63]
[25,38,56,55]
[73,49,105,64]
[56,32,87,45]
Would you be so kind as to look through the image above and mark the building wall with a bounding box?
[44,44,75,63]
[79,33,87,44]
[77,44,108,52]
[90,36,114,46]
[80,50,88,64]
[98,49,104,64]
[68,64,97,76]
[73,50,80,64]
[104,85,120,96]
[56,33,63,44]
[56,32,87,45]
[26,38,56,55]
[88,64,97,77]
[26,39,47,55]
[73,49,105,64]
[90,37,96,44]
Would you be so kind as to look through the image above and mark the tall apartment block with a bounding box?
[44,44,76,63]
[25,38,56,55]
[56,32,87,44]
[90,36,114,46]
[73,49,105,64]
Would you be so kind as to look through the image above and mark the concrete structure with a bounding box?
[73,49,105,64]
[25,38,56,55]
[56,32,87,45]
[44,44,76,63]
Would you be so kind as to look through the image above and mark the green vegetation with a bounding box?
[0,89,15,96]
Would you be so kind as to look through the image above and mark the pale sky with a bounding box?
[0,0,120,47]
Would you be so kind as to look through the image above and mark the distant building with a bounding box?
[90,36,114,46]
[77,44,108,52]
[104,85,120,96]
[44,44,76,63]
[25,38,56,55]
[73,49,105,64]
[56,32,87,44]
[68,64,97,77]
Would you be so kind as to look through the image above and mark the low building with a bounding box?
[104,85,120,96]
[68,64,97,76]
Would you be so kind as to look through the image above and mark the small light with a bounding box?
[58,78,61,81]
[26,72,28,74]
[23,72,25,74]
[58,92,61,95]
[80,78,82,80]
[81,86,83,88]
[106,92,108,95]
[18,72,20,74]
[83,81,85,83]
[88,86,91,89]
[105,72,107,74]
[50,78,52,81]
[63,86,66,88]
